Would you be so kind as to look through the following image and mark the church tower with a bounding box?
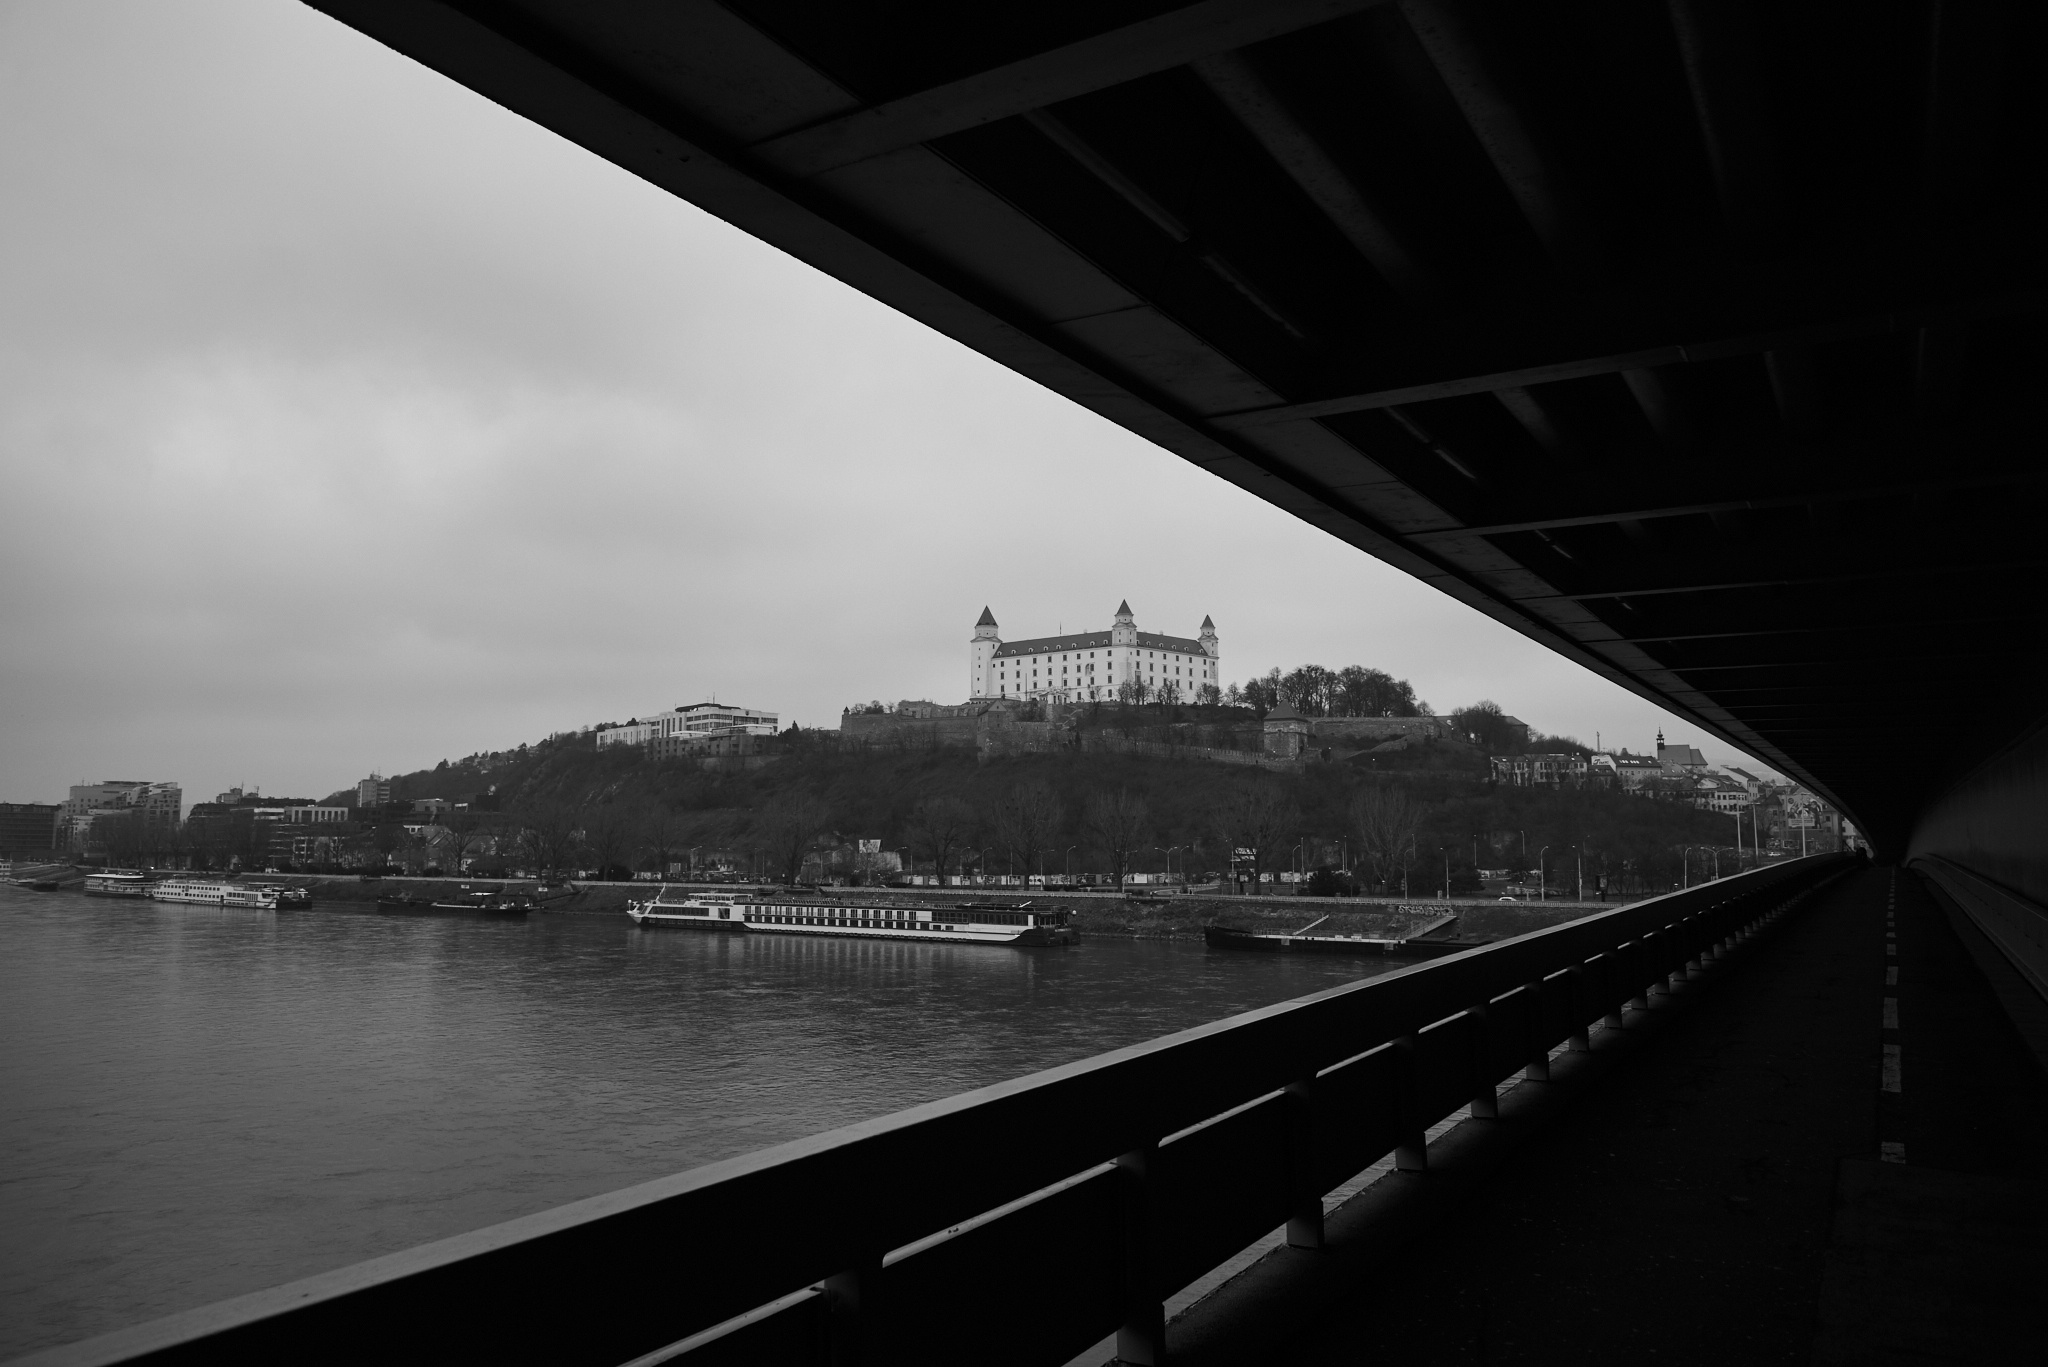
[970,607,1000,698]
[1199,614,1219,659]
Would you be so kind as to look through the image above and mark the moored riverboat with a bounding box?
[150,878,282,910]
[626,887,1077,946]
[1,862,68,891]
[625,888,750,929]
[244,880,312,907]
[83,870,151,898]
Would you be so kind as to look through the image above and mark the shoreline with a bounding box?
[240,876,1628,944]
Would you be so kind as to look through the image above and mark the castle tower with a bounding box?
[1110,599,1137,646]
[1199,614,1219,659]
[970,606,1000,698]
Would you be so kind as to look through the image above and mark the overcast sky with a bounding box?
[0,0,1777,806]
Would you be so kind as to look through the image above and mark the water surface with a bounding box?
[0,886,1393,1356]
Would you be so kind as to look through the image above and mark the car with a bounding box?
[1498,895,1519,902]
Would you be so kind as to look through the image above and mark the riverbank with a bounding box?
[276,877,1619,943]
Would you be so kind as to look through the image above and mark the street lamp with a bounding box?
[1066,845,1078,883]
[980,846,994,886]
[1681,845,1695,889]
[1438,845,1450,900]
[1538,844,1550,902]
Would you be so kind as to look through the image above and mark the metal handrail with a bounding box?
[16,854,1857,1367]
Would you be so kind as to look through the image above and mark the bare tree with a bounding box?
[1211,782,1300,894]
[990,781,1064,880]
[1351,785,1421,895]
[437,814,487,876]
[581,805,635,881]
[756,794,830,884]
[906,795,974,885]
[1083,789,1150,890]
[516,803,580,880]
[640,806,680,880]
[1279,665,1336,715]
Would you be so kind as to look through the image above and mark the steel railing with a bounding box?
[17,854,1857,1367]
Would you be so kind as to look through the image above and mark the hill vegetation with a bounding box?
[360,725,1747,898]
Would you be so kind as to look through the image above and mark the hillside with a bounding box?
[359,728,1747,897]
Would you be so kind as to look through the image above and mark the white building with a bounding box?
[597,701,779,749]
[970,602,1219,704]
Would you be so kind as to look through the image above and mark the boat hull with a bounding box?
[1202,926,1472,957]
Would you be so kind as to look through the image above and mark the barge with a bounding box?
[626,887,1076,946]
[1202,911,1473,957]
[83,870,151,898]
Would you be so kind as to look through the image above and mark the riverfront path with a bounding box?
[1218,865,2048,1364]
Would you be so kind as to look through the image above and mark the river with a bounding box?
[0,885,1399,1358]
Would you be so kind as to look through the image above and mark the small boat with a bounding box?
[245,881,311,907]
[83,870,151,898]
[626,886,1077,946]
[375,891,434,911]
[1202,911,1469,957]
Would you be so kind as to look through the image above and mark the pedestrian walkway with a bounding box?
[1198,865,2048,1364]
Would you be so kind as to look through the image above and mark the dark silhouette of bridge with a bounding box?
[18,4,2044,1364]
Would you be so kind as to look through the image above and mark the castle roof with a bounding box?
[993,630,1205,658]
[1116,599,1133,615]
[975,606,997,627]
[1201,614,1215,629]
[1266,702,1309,722]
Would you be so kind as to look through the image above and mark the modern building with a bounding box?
[357,774,391,808]
[597,701,780,750]
[971,602,1219,703]
[0,802,60,855]
[59,781,183,846]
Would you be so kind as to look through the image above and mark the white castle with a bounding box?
[970,601,1219,703]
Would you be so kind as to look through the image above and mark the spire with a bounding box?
[1200,614,1215,630]
[1115,599,1133,617]
[975,605,997,627]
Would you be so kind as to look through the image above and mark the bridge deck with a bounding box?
[1173,865,2048,1365]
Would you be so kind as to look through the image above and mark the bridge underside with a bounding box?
[304,1,2048,865]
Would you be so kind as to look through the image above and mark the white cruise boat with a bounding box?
[83,871,150,898]
[149,878,282,910]
[625,887,1076,946]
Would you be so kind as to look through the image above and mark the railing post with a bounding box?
[1521,982,1550,1081]
[1115,1143,1164,1366]
[825,1251,882,1367]
[1284,1076,1324,1249]
[1597,950,1625,1028]
[1468,1004,1499,1119]
[1565,965,1592,1051]
[1394,1034,1427,1171]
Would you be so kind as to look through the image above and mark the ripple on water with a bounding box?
[0,886,1391,1356]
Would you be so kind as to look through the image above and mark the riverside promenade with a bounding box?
[1159,864,2048,1365]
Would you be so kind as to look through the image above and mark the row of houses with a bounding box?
[1488,733,1855,850]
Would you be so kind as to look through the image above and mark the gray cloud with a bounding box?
[0,0,1770,804]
